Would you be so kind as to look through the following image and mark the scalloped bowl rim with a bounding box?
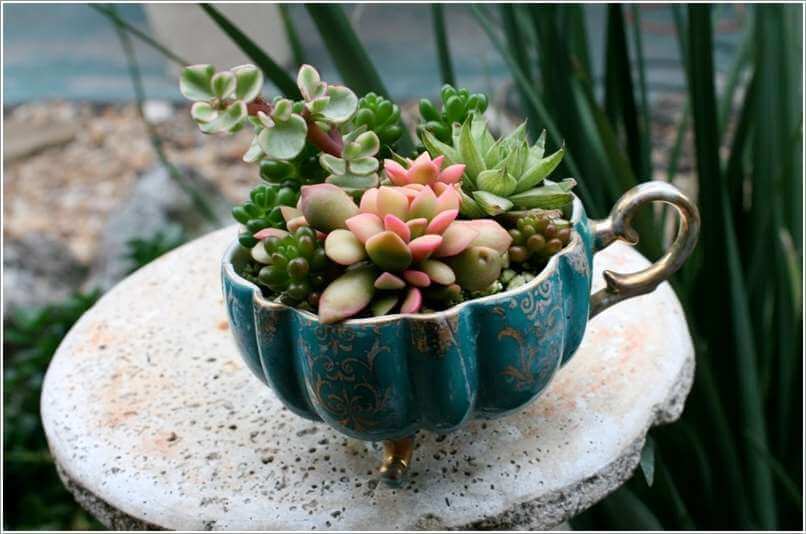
[223,196,586,325]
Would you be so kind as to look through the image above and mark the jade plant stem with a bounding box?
[247,97,343,156]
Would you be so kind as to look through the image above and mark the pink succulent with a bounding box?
[384,152,466,189]
[337,185,478,313]
[299,183,512,321]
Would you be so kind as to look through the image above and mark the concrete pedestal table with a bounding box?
[41,226,695,530]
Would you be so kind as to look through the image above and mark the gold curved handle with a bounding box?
[589,181,700,318]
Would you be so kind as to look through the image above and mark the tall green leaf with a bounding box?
[305,4,414,153]
[684,6,762,528]
[629,5,652,181]
[600,487,663,530]
[89,4,188,65]
[468,4,596,212]
[200,4,300,98]
[278,4,307,67]
[499,3,541,140]
[431,4,455,86]
[112,5,220,225]
[603,5,644,180]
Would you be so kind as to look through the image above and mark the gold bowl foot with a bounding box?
[378,435,415,486]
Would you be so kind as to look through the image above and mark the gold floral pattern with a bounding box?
[301,330,394,433]
[498,280,564,391]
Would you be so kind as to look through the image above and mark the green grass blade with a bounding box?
[717,17,752,138]
[499,3,541,139]
[278,4,307,67]
[745,432,804,511]
[600,487,663,529]
[89,4,189,65]
[528,5,611,216]
[692,350,753,526]
[655,453,696,529]
[110,6,220,225]
[431,4,455,86]
[305,4,414,154]
[563,4,593,84]
[685,6,762,527]
[468,4,595,211]
[721,190,777,529]
[665,103,690,184]
[629,5,652,181]
[200,4,300,98]
[603,5,643,179]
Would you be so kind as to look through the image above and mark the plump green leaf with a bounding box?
[459,118,486,178]
[348,156,379,175]
[530,129,547,162]
[470,113,496,155]
[504,142,529,178]
[449,246,503,291]
[258,113,308,160]
[307,96,330,115]
[180,64,215,101]
[472,190,513,215]
[318,265,376,323]
[371,295,399,316]
[242,136,265,163]
[365,231,413,271]
[324,229,367,265]
[476,169,518,197]
[320,85,358,123]
[319,154,346,175]
[421,130,461,166]
[516,146,566,193]
[509,183,573,209]
[206,100,246,133]
[211,71,236,99]
[343,131,380,160]
[640,436,656,487]
[272,98,294,122]
[458,189,487,218]
[232,64,263,102]
[190,101,218,123]
[297,64,324,100]
[326,172,379,192]
[500,122,528,154]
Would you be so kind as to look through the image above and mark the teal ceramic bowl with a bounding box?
[221,183,699,444]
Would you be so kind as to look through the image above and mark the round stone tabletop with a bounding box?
[41,225,694,531]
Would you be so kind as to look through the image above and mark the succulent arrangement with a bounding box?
[182,63,576,323]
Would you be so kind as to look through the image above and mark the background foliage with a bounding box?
[4,3,802,530]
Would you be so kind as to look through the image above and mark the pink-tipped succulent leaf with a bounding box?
[384,152,465,188]
[317,266,376,324]
[400,287,423,314]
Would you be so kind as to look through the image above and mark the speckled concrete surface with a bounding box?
[41,225,694,531]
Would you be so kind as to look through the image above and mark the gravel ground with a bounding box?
[4,101,255,265]
[3,98,695,268]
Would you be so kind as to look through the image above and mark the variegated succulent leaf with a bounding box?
[319,131,381,194]
[297,64,358,125]
[180,64,263,134]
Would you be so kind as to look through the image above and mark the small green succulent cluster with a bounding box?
[421,114,575,217]
[418,84,489,143]
[352,92,403,148]
[232,185,299,248]
[259,144,326,187]
[251,226,329,306]
[506,211,572,265]
[181,64,263,134]
[319,129,382,196]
